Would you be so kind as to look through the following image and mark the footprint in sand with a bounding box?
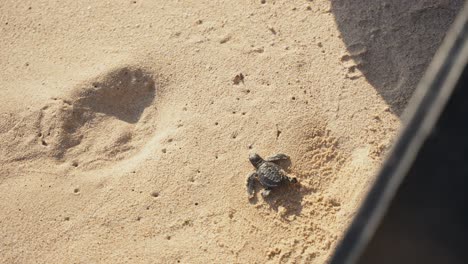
[3,66,158,170]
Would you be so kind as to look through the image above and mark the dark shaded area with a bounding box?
[359,64,468,263]
[263,183,305,219]
[329,5,468,262]
[75,67,156,123]
[331,0,462,115]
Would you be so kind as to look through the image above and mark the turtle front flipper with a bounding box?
[246,172,258,198]
[266,153,290,163]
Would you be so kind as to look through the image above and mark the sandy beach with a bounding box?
[0,0,462,263]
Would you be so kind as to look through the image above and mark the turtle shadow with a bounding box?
[263,183,305,219]
[248,183,310,220]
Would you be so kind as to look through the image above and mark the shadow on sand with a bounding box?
[331,0,463,115]
[248,157,312,220]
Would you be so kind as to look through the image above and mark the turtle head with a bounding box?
[249,153,264,168]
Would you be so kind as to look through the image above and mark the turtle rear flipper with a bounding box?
[246,172,258,198]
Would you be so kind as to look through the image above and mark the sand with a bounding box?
[0,0,462,263]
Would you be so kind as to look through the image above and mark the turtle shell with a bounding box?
[257,162,285,188]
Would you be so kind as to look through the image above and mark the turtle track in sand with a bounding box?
[1,66,159,172]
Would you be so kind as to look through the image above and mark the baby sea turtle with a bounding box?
[246,153,297,198]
